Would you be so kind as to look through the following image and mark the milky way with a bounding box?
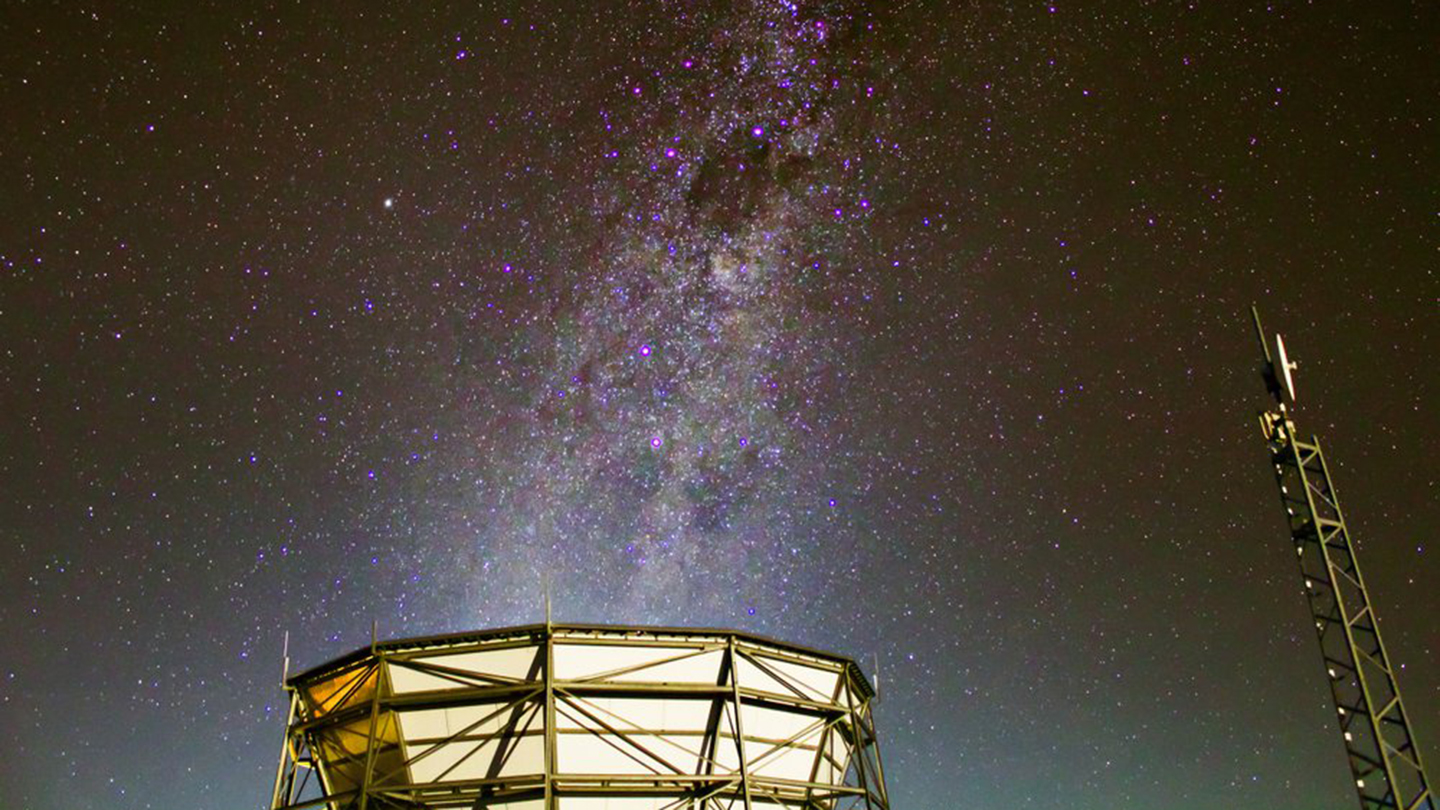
[442,2,898,622]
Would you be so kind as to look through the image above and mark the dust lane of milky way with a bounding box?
[436,3,900,623]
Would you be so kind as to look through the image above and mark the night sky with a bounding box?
[1,2,1436,809]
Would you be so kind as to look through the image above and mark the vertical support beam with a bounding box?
[357,659,383,810]
[842,671,876,809]
[868,647,891,806]
[269,690,299,809]
[544,626,558,810]
[862,699,891,809]
[698,643,731,782]
[807,671,850,808]
[728,638,754,810]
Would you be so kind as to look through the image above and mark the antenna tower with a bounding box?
[1250,307,1433,810]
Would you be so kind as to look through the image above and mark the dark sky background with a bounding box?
[1,2,1435,809]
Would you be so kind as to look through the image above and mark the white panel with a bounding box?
[400,702,537,742]
[558,733,662,774]
[423,639,541,677]
[814,736,852,786]
[399,701,544,783]
[658,698,713,733]
[555,696,633,730]
[734,653,841,703]
[741,704,819,742]
[747,741,816,781]
[607,697,663,729]
[555,643,709,681]
[750,655,840,702]
[397,707,450,740]
[407,734,544,782]
[506,732,546,775]
[812,753,837,785]
[712,726,741,772]
[407,738,489,782]
[555,701,712,771]
[387,645,541,694]
[650,731,709,763]
[559,798,675,810]
[555,696,713,735]
[734,655,797,698]
[388,664,464,694]
[609,648,725,684]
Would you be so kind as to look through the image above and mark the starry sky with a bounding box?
[1,2,1436,808]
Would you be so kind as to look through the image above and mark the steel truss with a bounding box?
[1254,310,1433,810]
[269,623,891,810]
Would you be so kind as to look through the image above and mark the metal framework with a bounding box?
[1252,309,1434,810]
[269,623,890,810]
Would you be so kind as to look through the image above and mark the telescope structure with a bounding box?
[269,623,890,810]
